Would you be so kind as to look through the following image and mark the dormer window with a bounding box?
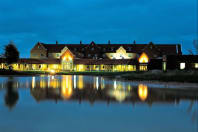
[91,48,94,51]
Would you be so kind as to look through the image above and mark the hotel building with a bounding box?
[1,41,198,72]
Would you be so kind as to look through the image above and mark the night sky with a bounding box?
[0,0,197,57]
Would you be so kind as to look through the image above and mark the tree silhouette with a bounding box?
[4,41,19,70]
[4,77,19,110]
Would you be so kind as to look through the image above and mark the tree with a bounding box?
[4,41,19,69]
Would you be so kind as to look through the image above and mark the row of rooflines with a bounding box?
[34,41,182,56]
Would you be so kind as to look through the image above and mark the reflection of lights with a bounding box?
[50,79,59,88]
[40,79,47,88]
[101,77,105,89]
[114,80,117,89]
[78,76,84,90]
[138,84,148,101]
[61,76,73,99]
[139,52,149,63]
[127,85,132,91]
[108,89,130,102]
[74,75,76,89]
[94,77,99,89]
[51,76,54,80]
[48,75,50,87]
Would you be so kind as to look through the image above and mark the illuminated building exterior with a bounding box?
[1,41,197,72]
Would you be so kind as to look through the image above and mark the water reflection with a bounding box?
[0,75,197,107]
[4,77,19,110]
[61,76,73,99]
[0,75,197,132]
[138,84,148,101]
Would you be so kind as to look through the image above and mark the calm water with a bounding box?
[0,75,197,132]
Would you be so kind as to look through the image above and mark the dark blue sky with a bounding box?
[0,0,197,57]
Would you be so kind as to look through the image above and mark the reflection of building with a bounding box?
[29,76,198,105]
[61,76,73,99]
[2,41,197,72]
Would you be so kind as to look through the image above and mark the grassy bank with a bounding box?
[0,69,198,83]
[120,70,198,83]
[0,69,49,76]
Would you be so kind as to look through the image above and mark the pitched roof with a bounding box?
[40,42,179,56]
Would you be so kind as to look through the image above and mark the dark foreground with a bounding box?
[1,69,198,83]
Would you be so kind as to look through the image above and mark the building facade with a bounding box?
[2,41,197,72]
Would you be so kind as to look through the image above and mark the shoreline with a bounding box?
[0,69,198,83]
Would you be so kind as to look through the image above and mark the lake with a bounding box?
[0,75,197,132]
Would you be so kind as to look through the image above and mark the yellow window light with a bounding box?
[139,53,149,63]
[50,69,56,74]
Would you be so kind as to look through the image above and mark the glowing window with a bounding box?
[139,53,149,63]
[180,63,185,70]
[139,65,147,71]
[195,63,198,68]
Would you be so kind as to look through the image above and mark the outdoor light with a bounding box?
[180,63,185,70]
[50,69,56,74]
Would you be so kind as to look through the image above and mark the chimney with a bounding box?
[177,44,182,55]
[56,41,58,44]
[133,40,136,44]
[80,40,82,44]
[108,40,111,44]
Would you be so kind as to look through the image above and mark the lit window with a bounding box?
[139,65,147,71]
[180,63,185,70]
[139,53,149,63]
[163,62,166,71]
[195,63,198,69]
